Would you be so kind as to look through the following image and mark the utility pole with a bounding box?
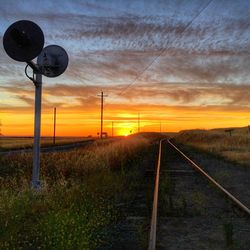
[160,121,162,133]
[112,121,114,137]
[138,112,140,133]
[53,107,56,145]
[97,91,107,139]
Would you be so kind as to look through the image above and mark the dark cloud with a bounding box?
[17,95,34,106]
[1,0,250,87]
[116,82,250,108]
[61,48,250,88]
[140,52,250,84]
[2,82,250,113]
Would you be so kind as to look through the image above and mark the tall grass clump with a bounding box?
[175,129,250,167]
[0,135,154,249]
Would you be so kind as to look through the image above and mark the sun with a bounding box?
[124,133,128,137]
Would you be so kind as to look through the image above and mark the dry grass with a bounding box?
[174,127,250,167]
[0,137,90,150]
[0,134,155,249]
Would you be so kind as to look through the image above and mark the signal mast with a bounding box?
[3,20,69,189]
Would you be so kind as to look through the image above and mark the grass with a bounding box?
[174,127,250,167]
[0,133,162,249]
[224,222,234,248]
[0,137,91,151]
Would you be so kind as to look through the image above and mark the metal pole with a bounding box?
[101,91,103,139]
[31,73,42,189]
[53,107,56,145]
[112,121,114,137]
[138,112,140,133]
[97,91,107,139]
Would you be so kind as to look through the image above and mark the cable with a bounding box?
[95,0,214,130]
[118,0,214,96]
[25,64,35,82]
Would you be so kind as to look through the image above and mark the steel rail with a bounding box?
[148,138,167,250]
[168,139,250,216]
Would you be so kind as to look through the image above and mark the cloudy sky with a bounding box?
[0,0,250,136]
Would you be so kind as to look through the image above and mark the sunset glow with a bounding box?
[1,0,250,136]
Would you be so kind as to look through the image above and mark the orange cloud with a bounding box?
[1,82,250,136]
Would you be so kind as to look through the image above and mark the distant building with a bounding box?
[97,132,108,138]
[102,132,108,138]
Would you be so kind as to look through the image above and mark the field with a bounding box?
[0,137,91,151]
[1,129,249,248]
[0,133,162,249]
[174,126,250,167]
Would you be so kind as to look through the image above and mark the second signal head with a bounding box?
[37,45,69,77]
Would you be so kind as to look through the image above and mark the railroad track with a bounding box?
[148,139,250,250]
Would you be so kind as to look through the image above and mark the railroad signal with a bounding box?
[37,45,69,77]
[3,20,44,62]
[3,20,69,190]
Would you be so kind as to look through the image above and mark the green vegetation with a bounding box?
[224,222,234,248]
[0,134,161,249]
[174,127,250,167]
[159,175,190,217]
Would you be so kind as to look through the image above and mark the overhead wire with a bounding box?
[97,0,214,132]
[117,0,214,96]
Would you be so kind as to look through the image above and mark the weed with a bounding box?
[223,222,234,248]
[0,135,156,249]
[175,129,250,167]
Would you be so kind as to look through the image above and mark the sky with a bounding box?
[0,0,250,136]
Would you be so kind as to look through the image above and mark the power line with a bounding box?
[98,1,214,132]
[118,0,214,96]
